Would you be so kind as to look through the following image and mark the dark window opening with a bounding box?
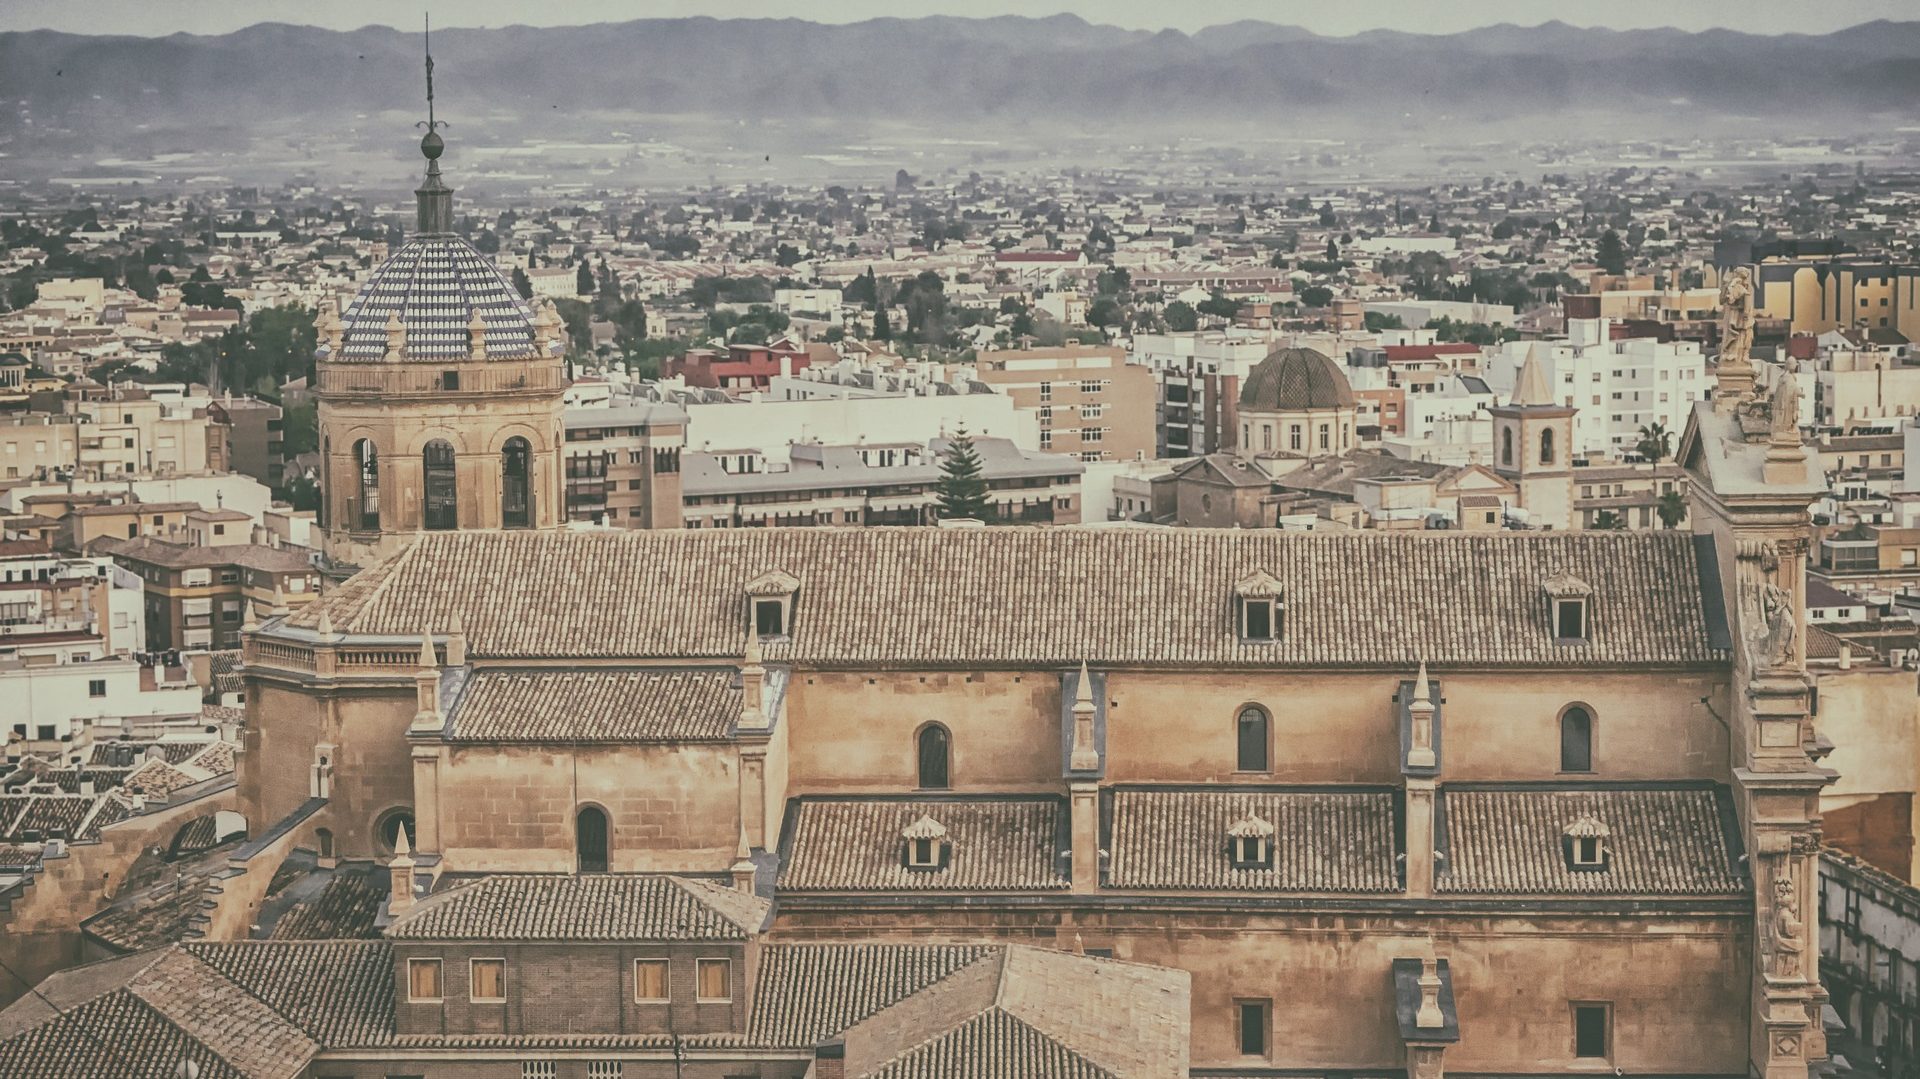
[354,439,381,531]
[1243,599,1272,641]
[917,725,950,790]
[502,437,532,529]
[375,809,414,855]
[1555,598,1586,641]
[1236,707,1269,772]
[422,439,457,531]
[1540,427,1556,465]
[1574,1004,1609,1058]
[1239,1001,1268,1057]
[577,805,609,873]
[1561,707,1593,772]
[754,598,786,637]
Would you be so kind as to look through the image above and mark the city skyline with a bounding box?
[1,0,1913,38]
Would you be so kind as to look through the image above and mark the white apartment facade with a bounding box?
[1489,317,1706,457]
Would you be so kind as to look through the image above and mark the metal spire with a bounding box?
[424,14,436,132]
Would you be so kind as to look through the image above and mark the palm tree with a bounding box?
[1656,490,1687,530]
[1635,422,1671,465]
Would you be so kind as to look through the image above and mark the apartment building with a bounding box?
[2,652,202,752]
[0,541,144,664]
[1131,330,1281,457]
[680,436,1082,527]
[94,535,319,651]
[1489,313,1706,457]
[560,403,686,529]
[969,345,1155,462]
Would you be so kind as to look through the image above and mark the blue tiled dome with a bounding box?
[333,236,539,362]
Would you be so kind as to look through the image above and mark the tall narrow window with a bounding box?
[917,725,950,790]
[353,438,380,530]
[502,436,532,529]
[576,805,609,873]
[422,439,458,530]
[1573,1003,1610,1058]
[1236,706,1270,772]
[1540,427,1556,465]
[1238,1000,1270,1057]
[1555,598,1588,641]
[1501,427,1515,467]
[318,436,330,529]
[1560,706,1593,773]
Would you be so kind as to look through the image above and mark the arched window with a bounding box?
[318,436,330,529]
[1540,427,1556,466]
[917,724,950,790]
[576,805,609,873]
[502,437,532,529]
[315,827,334,860]
[422,439,458,530]
[374,808,414,855]
[1560,706,1593,773]
[353,438,381,531]
[1236,706,1270,772]
[1501,427,1515,467]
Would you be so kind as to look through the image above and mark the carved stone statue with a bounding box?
[1721,267,1754,369]
[1743,577,1797,673]
[1771,366,1802,442]
[1770,871,1804,980]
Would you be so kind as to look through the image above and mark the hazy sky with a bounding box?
[2,0,1911,37]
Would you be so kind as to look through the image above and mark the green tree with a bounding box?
[1196,289,1239,320]
[934,427,991,522]
[1164,301,1198,332]
[575,261,595,296]
[511,267,534,300]
[1363,311,1406,332]
[1088,297,1122,328]
[1596,230,1628,276]
[1592,510,1628,531]
[1299,285,1335,308]
[1656,490,1687,530]
[872,305,892,341]
[1634,421,1671,464]
[280,402,318,458]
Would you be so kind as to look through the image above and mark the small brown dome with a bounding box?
[1239,346,1355,411]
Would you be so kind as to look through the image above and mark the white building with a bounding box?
[1487,318,1706,457]
[650,371,1038,457]
[3,655,203,752]
[1130,330,1285,457]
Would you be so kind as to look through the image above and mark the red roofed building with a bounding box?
[666,341,816,393]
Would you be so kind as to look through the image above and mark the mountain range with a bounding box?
[2,16,1916,160]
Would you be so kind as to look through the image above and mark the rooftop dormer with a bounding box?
[1235,570,1284,643]
[745,569,800,639]
[902,815,951,871]
[1226,814,1275,870]
[1562,815,1611,872]
[1542,572,1593,643]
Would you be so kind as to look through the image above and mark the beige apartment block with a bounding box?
[972,345,1155,462]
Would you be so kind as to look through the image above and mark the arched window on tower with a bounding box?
[502,437,532,529]
[353,439,381,531]
[576,805,609,873]
[917,724,951,790]
[422,439,458,530]
[1540,427,1556,466]
[318,437,330,529]
[1236,705,1270,772]
[1560,705,1594,773]
[1501,427,1515,467]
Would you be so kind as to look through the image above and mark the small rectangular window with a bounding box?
[754,598,785,637]
[1242,599,1273,641]
[1238,999,1269,1057]
[1573,1002,1610,1058]
[88,679,107,698]
[634,959,669,1003]
[1555,598,1586,641]
[470,958,505,1002]
[696,958,731,1002]
[442,370,461,391]
[407,958,443,1002]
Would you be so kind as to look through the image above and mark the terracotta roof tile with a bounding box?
[779,797,1068,893]
[447,667,740,742]
[385,874,770,941]
[1436,783,1746,896]
[1104,786,1400,893]
[746,943,997,1048]
[282,529,1721,668]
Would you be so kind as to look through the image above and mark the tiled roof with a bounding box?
[841,947,1188,1079]
[746,943,1000,1048]
[779,797,1068,893]
[1104,786,1401,893]
[182,941,395,1048]
[1436,783,1746,896]
[447,667,740,742]
[0,988,248,1079]
[386,874,771,941]
[265,866,388,941]
[333,236,538,362]
[281,529,1723,668]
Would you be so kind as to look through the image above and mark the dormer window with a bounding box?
[745,570,800,639]
[1235,570,1284,643]
[1543,573,1593,643]
[1563,816,1611,872]
[1227,814,1275,869]
[902,815,951,871]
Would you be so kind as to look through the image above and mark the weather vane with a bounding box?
[418,14,446,135]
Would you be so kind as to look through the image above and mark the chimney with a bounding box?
[813,1042,846,1079]
[387,827,417,914]
[738,630,768,731]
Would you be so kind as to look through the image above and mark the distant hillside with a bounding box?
[1,16,1915,152]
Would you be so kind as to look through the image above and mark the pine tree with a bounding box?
[872,304,892,341]
[934,427,991,523]
[576,261,595,296]
[510,267,533,301]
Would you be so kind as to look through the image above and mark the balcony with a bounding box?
[316,361,565,397]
